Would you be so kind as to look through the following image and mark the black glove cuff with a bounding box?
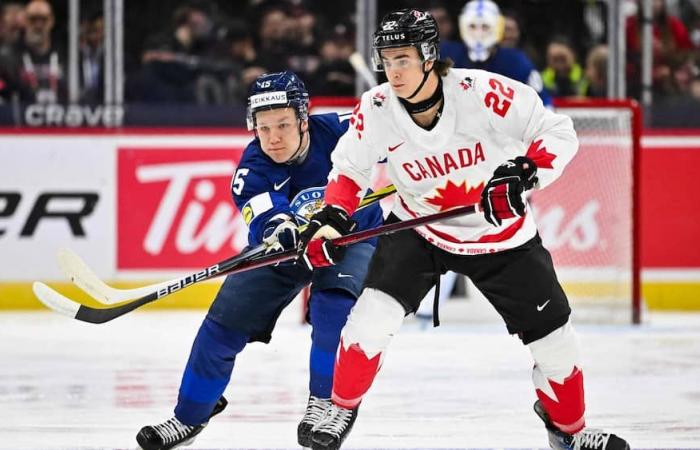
[323,205,357,235]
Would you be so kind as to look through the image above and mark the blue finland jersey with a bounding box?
[233,112,383,246]
[441,42,552,106]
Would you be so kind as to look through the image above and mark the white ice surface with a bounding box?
[1,303,699,450]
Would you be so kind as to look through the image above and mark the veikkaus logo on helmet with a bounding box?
[249,91,288,108]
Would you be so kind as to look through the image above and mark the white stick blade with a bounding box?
[57,248,118,303]
[57,247,166,304]
[32,281,80,318]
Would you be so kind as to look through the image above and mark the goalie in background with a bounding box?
[135,70,382,450]
[442,0,552,106]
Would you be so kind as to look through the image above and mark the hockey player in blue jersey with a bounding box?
[441,0,552,106]
[135,71,383,450]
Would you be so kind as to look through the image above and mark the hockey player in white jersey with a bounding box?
[297,8,630,450]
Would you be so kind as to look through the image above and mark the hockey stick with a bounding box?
[34,203,479,324]
[349,52,377,89]
[57,184,398,305]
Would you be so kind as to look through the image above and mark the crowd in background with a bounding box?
[2,0,700,108]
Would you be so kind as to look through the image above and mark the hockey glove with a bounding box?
[481,156,538,226]
[262,214,300,253]
[297,205,357,270]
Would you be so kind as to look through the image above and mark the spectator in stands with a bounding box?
[256,6,292,73]
[0,2,25,51]
[429,2,457,41]
[501,9,522,48]
[223,20,267,104]
[309,25,355,96]
[582,44,608,98]
[285,7,320,81]
[0,2,25,103]
[542,36,586,98]
[689,75,700,101]
[626,0,694,97]
[0,0,66,104]
[79,13,104,104]
[429,2,462,64]
[129,0,229,103]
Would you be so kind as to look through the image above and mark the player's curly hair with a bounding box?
[433,58,454,76]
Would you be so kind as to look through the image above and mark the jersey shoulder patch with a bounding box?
[367,85,390,110]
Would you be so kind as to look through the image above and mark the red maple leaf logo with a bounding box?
[526,139,556,169]
[425,179,484,212]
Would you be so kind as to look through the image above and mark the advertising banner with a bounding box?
[0,137,114,280]
[117,147,248,270]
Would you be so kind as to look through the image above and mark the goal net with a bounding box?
[530,100,641,324]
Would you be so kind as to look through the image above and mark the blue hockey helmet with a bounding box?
[246,71,310,131]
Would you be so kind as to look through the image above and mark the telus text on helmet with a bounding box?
[381,33,406,41]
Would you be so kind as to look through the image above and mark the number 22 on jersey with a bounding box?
[484,78,515,118]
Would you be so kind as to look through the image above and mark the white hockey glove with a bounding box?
[262,214,300,253]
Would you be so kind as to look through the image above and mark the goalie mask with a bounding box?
[459,0,505,62]
[371,8,440,72]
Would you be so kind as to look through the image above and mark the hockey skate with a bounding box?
[136,396,228,450]
[298,396,332,447]
[310,403,359,450]
[534,400,630,450]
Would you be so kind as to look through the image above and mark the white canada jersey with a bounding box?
[329,68,578,254]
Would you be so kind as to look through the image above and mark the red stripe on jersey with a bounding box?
[535,366,586,434]
[326,174,362,215]
[399,197,525,244]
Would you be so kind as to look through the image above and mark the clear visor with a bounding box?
[371,43,437,71]
[247,91,289,130]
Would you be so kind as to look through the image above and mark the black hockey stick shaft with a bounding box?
[71,203,478,323]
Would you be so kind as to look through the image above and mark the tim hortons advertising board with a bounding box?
[117,147,249,270]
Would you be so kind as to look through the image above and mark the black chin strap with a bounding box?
[285,121,309,165]
[405,62,432,100]
[399,76,443,115]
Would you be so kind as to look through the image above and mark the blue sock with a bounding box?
[308,289,355,398]
[175,317,248,425]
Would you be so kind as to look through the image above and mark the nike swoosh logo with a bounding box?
[536,299,551,312]
[273,177,291,191]
[337,273,353,278]
[388,142,404,152]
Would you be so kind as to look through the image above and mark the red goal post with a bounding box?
[545,99,642,324]
[309,97,643,325]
